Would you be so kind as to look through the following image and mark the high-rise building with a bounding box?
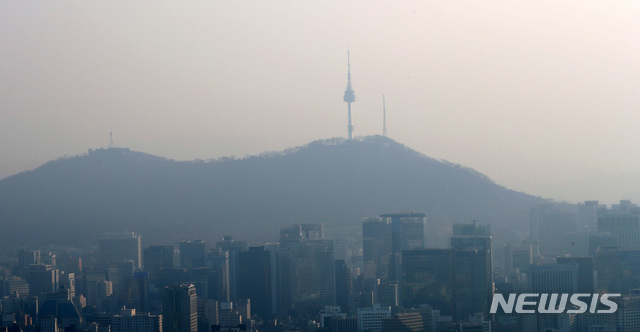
[451,235,493,321]
[382,213,426,282]
[180,240,207,269]
[26,264,59,298]
[598,200,640,248]
[278,232,335,314]
[217,236,247,302]
[143,245,174,286]
[595,247,640,293]
[556,256,595,293]
[362,218,391,280]
[401,249,453,315]
[237,247,271,319]
[162,284,197,332]
[335,260,352,313]
[99,232,142,269]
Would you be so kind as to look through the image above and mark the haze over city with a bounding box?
[1,1,639,203]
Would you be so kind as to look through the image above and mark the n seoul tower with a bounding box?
[343,51,356,139]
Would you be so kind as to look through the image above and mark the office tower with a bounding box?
[382,213,426,282]
[131,271,149,312]
[529,204,577,256]
[218,302,244,327]
[451,235,493,321]
[217,236,247,302]
[335,260,352,313]
[18,249,41,266]
[595,247,640,293]
[237,247,271,319]
[162,284,197,332]
[111,308,162,332]
[401,249,453,315]
[343,51,356,139]
[453,221,490,236]
[264,243,279,315]
[38,287,82,330]
[107,260,135,308]
[278,233,335,314]
[357,304,391,332]
[26,264,59,298]
[362,218,391,280]
[143,245,174,285]
[197,298,218,331]
[598,200,640,248]
[99,232,142,269]
[511,246,533,271]
[207,248,230,302]
[180,240,207,269]
[528,263,578,293]
[556,256,595,293]
[60,272,75,300]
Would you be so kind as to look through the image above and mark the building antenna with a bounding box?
[109,128,114,148]
[343,50,356,139]
[383,94,387,137]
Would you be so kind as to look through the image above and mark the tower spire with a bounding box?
[343,50,356,139]
[109,128,114,148]
[383,94,387,137]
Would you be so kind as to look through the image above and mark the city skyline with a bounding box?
[1,1,639,204]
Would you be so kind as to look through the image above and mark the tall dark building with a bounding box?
[238,247,272,319]
[278,229,335,315]
[335,260,352,313]
[451,235,493,321]
[556,256,595,293]
[401,249,452,315]
[595,247,640,293]
[382,213,426,282]
[217,236,247,301]
[162,284,197,332]
[362,218,392,280]
[180,240,207,269]
[143,245,174,286]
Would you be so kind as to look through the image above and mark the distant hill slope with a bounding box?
[0,136,545,251]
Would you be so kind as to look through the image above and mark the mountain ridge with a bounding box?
[0,136,545,251]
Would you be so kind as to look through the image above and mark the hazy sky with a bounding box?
[1,1,639,204]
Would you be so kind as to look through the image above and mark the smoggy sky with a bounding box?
[1,1,639,204]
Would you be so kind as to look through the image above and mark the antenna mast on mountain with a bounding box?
[343,51,356,140]
[383,94,387,137]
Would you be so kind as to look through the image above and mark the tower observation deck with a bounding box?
[343,51,356,139]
